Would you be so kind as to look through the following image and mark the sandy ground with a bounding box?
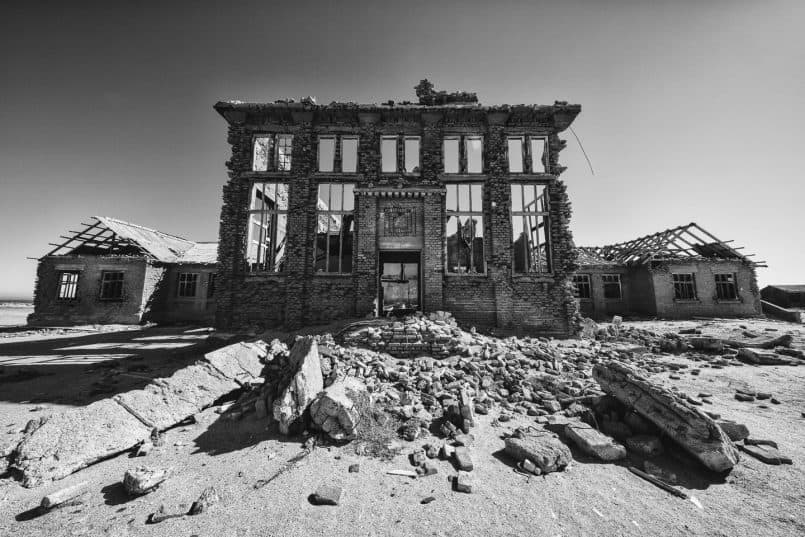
[1,318,804,537]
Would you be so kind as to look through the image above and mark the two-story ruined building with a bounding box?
[213,83,581,335]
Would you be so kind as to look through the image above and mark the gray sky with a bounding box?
[1,0,803,300]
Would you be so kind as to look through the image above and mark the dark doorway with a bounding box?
[379,251,421,317]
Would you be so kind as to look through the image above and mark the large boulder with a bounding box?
[310,377,366,441]
[273,336,324,435]
[593,362,739,472]
[504,429,573,474]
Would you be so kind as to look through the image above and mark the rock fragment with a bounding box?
[564,422,627,461]
[40,481,88,511]
[311,484,343,505]
[188,486,220,515]
[454,446,474,471]
[123,466,170,496]
[310,377,365,441]
[717,420,750,442]
[738,443,792,465]
[504,429,572,474]
[455,471,473,493]
[274,337,324,435]
[625,435,663,456]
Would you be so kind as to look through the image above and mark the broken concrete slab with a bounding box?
[274,336,324,435]
[12,340,267,487]
[736,348,795,366]
[688,337,724,352]
[593,361,739,472]
[564,422,627,461]
[310,377,365,441]
[204,341,267,383]
[738,443,793,465]
[717,420,750,442]
[455,471,473,493]
[504,430,572,474]
[454,446,474,471]
[13,399,152,488]
[311,484,343,505]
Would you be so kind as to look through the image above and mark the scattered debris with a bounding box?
[628,466,687,499]
[455,471,473,493]
[348,464,360,473]
[310,377,366,441]
[386,469,417,478]
[504,428,572,474]
[40,481,88,511]
[189,486,220,515]
[738,443,793,465]
[123,466,170,496]
[421,496,436,504]
[311,484,343,506]
[564,422,627,461]
[717,421,750,442]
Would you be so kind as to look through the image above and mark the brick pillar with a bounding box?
[486,114,514,328]
[548,178,579,335]
[353,112,381,316]
[422,193,444,312]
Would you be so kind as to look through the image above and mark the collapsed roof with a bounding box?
[45,216,217,264]
[579,223,765,267]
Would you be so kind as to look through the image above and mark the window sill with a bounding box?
[313,272,353,277]
[508,174,555,180]
[312,172,363,178]
[673,299,700,303]
[440,174,487,180]
[242,171,292,178]
[445,273,488,278]
[379,172,421,178]
[245,272,287,279]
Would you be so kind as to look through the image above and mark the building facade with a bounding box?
[29,217,217,325]
[213,88,582,335]
[575,223,763,320]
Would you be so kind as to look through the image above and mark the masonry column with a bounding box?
[486,111,514,328]
[353,112,381,316]
[284,111,315,329]
[421,111,445,312]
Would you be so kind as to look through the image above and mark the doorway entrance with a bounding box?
[379,251,421,317]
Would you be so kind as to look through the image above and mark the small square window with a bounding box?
[507,137,524,173]
[57,271,80,300]
[177,273,199,298]
[99,271,124,300]
[602,274,622,300]
[573,274,591,299]
[715,273,737,300]
[318,137,335,172]
[672,273,697,300]
[381,136,397,173]
[443,137,460,174]
[341,136,358,173]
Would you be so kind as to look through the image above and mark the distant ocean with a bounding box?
[0,301,34,327]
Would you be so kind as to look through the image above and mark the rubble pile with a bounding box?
[341,311,462,358]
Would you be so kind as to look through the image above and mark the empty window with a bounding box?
[207,273,216,299]
[466,136,483,174]
[443,137,460,174]
[602,274,622,299]
[511,184,551,273]
[573,274,592,299]
[247,182,288,272]
[530,137,548,173]
[381,136,397,173]
[252,134,293,172]
[341,136,358,173]
[177,273,199,298]
[57,271,79,300]
[715,273,738,300]
[318,136,336,172]
[404,137,420,173]
[446,183,484,274]
[508,137,524,173]
[99,271,124,300]
[673,273,697,300]
[314,183,355,273]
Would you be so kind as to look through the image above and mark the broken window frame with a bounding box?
[177,272,199,298]
[528,136,548,173]
[715,273,738,300]
[99,271,125,301]
[317,135,359,173]
[247,182,289,273]
[56,270,80,300]
[573,274,592,300]
[442,135,484,174]
[252,134,294,172]
[314,182,355,274]
[445,182,485,275]
[381,135,420,174]
[403,136,421,174]
[507,136,524,173]
[510,183,552,274]
[672,273,698,300]
[601,274,622,300]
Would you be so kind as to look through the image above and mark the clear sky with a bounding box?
[1,0,803,300]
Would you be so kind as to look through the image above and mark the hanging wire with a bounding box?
[569,126,595,176]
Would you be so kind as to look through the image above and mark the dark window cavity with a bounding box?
[99,271,124,300]
[602,274,622,299]
[177,273,199,298]
[252,134,294,172]
[207,273,216,299]
[573,274,592,299]
[715,273,738,300]
[314,183,355,273]
[445,183,484,274]
[673,273,697,300]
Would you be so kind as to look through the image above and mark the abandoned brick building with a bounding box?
[213,83,582,335]
[29,217,218,325]
[575,223,763,320]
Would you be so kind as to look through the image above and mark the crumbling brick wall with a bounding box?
[213,100,582,336]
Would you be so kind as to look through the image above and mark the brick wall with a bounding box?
[213,102,582,335]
